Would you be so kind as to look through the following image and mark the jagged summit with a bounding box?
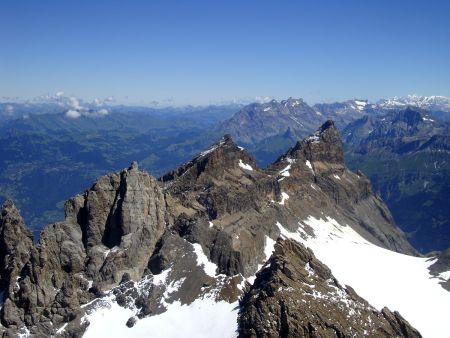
[273,119,344,173]
[318,119,336,132]
[160,134,258,187]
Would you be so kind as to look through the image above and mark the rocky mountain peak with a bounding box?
[284,120,344,170]
[161,134,257,187]
[318,119,337,133]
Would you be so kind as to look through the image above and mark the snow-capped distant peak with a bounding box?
[353,100,368,111]
[378,94,450,111]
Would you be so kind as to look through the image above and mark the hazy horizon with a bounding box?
[2,0,450,105]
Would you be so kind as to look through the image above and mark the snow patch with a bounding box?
[305,160,314,173]
[354,100,367,111]
[17,327,30,338]
[56,323,68,334]
[278,192,289,205]
[153,268,171,285]
[438,270,450,280]
[192,243,218,277]
[238,159,253,171]
[307,133,320,143]
[83,294,238,338]
[333,174,341,180]
[199,139,226,157]
[264,236,276,260]
[209,221,214,228]
[279,164,291,177]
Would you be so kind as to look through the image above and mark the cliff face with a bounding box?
[0,163,168,336]
[0,121,421,337]
[0,200,33,294]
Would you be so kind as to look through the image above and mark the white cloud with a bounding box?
[56,91,65,97]
[95,108,109,116]
[69,97,82,110]
[65,110,81,118]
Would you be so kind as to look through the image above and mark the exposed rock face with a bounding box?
[238,239,422,338]
[160,134,282,278]
[0,200,34,332]
[0,164,167,336]
[0,200,33,294]
[72,161,167,285]
[0,121,421,336]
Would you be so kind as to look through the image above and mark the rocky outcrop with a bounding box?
[0,200,34,333]
[0,162,168,336]
[238,238,422,338]
[0,200,33,294]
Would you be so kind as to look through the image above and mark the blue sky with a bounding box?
[1,0,449,105]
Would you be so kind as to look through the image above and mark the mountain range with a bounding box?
[0,95,449,255]
[1,121,448,337]
[343,108,450,252]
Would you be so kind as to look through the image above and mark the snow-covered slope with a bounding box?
[278,216,450,338]
[83,295,238,338]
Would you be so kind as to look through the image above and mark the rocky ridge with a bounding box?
[238,238,422,337]
[0,121,421,337]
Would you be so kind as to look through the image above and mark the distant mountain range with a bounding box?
[343,107,450,252]
[0,95,449,254]
[378,95,450,113]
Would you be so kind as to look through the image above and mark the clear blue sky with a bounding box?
[1,0,449,105]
